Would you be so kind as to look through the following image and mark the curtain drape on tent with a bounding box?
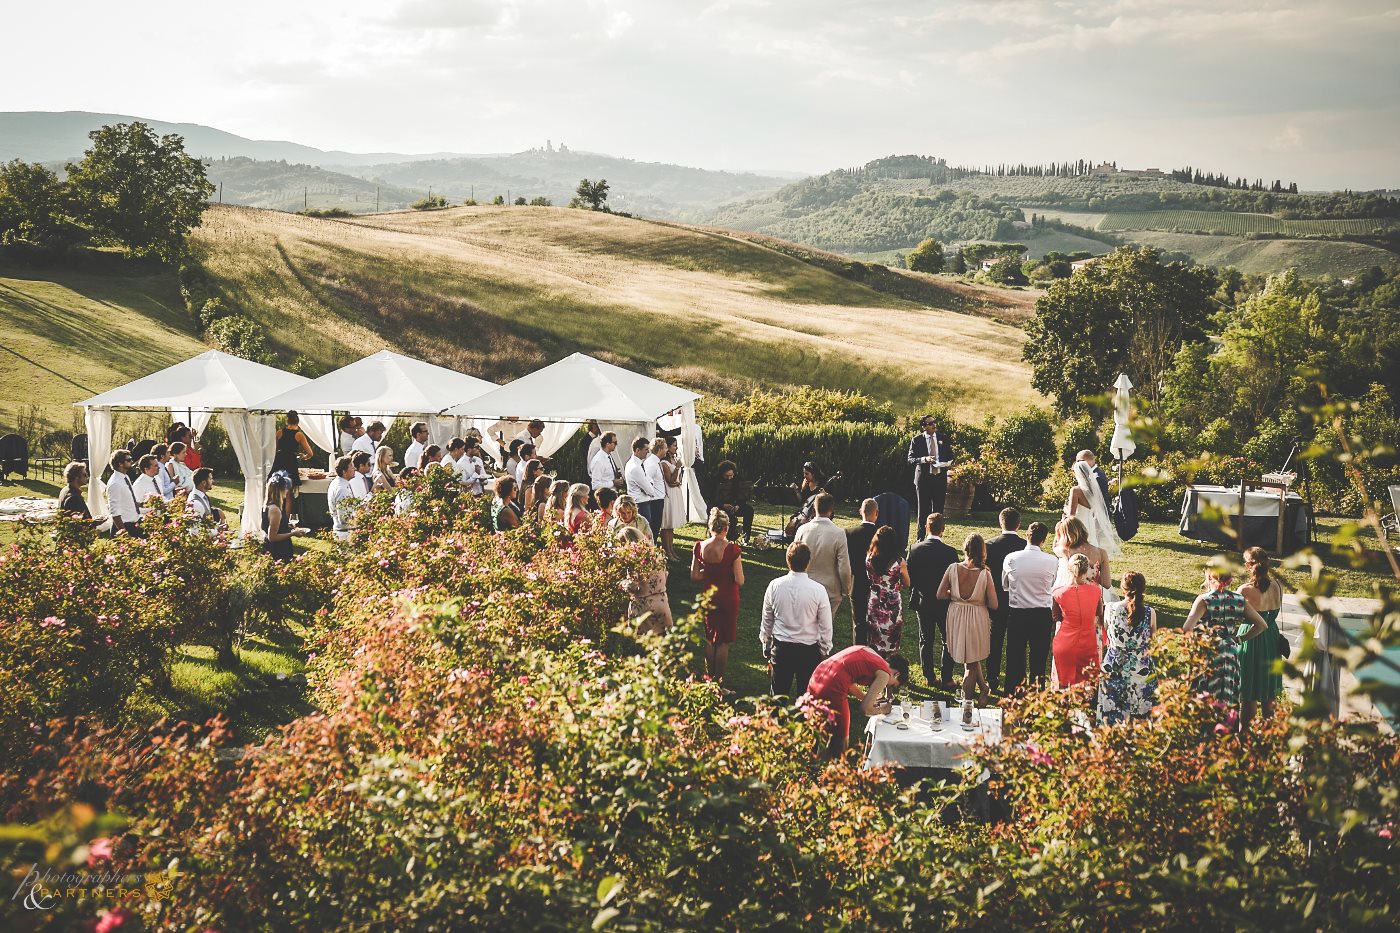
[84,407,114,521]
[536,422,581,458]
[296,414,336,461]
[223,412,277,538]
[169,407,215,440]
[679,402,708,523]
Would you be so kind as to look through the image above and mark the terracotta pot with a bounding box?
[945,480,974,513]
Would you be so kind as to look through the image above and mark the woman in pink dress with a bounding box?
[1052,553,1105,686]
[691,508,744,693]
[936,533,997,705]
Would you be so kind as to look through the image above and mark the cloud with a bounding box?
[385,0,506,30]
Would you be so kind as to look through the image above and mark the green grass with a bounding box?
[1097,211,1399,237]
[1123,231,1400,277]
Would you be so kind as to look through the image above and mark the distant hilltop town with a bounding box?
[1089,162,1164,179]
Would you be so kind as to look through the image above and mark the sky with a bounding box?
[4,0,1398,189]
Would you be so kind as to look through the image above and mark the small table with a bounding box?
[863,702,1002,771]
[1180,484,1310,554]
[294,472,333,529]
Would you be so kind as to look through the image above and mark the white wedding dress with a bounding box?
[1055,462,1123,600]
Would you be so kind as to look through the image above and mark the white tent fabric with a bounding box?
[78,351,309,532]
[444,353,706,521]
[256,350,498,455]
[222,412,277,537]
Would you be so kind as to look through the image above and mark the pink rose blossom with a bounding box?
[40,616,65,628]
[87,837,112,863]
[96,909,134,932]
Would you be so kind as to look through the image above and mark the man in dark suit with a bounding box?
[984,507,1028,694]
[1076,449,1111,509]
[908,415,955,541]
[906,512,961,689]
[845,498,880,646]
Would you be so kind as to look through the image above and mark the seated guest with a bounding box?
[168,442,196,495]
[58,461,92,520]
[371,446,397,492]
[565,483,593,534]
[803,646,910,758]
[521,458,545,495]
[352,451,374,498]
[152,444,176,501]
[524,474,551,516]
[353,420,386,458]
[761,542,834,698]
[394,466,417,515]
[404,422,430,473]
[589,432,626,493]
[188,467,226,530]
[595,487,618,524]
[105,450,140,535]
[712,460,755,545]
[132,454,164,516]
[176,425,202,471]
[328,455,358,541]
[491,476,521,532]
[784,462,826,539]
[275,411,315,485]
[609,495,653,542]
[618,526,672,635]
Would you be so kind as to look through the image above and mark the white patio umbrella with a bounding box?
[1109,373,1136,470]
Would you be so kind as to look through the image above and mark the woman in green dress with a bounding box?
[1183,559,1268,725]
[1238,546,1285,733]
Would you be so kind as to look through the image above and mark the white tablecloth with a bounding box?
[863,703,1002,770]
[1186,484,1301,517]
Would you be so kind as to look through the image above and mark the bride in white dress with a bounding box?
[1054,461,1123,596]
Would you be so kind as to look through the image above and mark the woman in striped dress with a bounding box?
[1183,560,1269,721]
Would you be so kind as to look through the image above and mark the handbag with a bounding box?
[1278,632,1291,659]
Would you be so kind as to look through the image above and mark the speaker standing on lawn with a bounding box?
[908,415,955,541]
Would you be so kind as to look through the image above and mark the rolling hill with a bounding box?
[0,206,1041,440]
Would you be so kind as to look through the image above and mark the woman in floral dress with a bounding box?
[1097,571,1157,724]
[864,526,909,656]
[1183,560,1269,720]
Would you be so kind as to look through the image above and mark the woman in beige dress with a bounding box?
[936,533,998,705]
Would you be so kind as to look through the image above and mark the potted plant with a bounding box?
[945,461,987,513]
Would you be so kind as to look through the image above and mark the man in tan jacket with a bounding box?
[793,493,853,620]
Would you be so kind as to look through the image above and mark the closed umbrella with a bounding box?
[1110,373,1136,466]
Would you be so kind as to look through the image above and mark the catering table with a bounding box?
[863,702,1002,771]
[293,471,333,529]
[1180,483,1310,553]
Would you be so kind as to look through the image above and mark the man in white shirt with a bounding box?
[327,455,358,541]
[352,452,375,499]
[585,420,602,472]
[404,422,429,472]
[512,418,545,449]
[623,436,664,531]
[454,437,490,494]
[105,450,141,535]
[515,443,537,487]
[1001,521,1060,692]
[793,493,853,620]
[589,432,625,493]
[131,455,163,519]
[352,421,386,458]
[761,542,834,696]
[187,467,227,530]
[643,436,667,515]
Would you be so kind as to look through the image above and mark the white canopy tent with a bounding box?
[443,352,708,522]
[255,349,500,460]
[78,351,311,538]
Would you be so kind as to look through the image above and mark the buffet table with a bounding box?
[1179,483,1310,553]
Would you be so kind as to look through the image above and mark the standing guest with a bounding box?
[1098,571,1157,724]
[395,466,419,515]
[504,438,526,483]
[846,499,880,646]
[512,418,546,449]
[132,454,163,517]
[712,460,755,545]
[491,477,521,531]
[327,456,358,541]
[624,436,665,532]
[515,443,539,485]
[169,424,201,471]
[784,462,827,538]
[353,421,386,458]
[595,487,619,525]
[274,412,315,487]
[351,451,375,498]
[565,483,593,534]
[1053,516,1112,592]
[907,512,961,691]
[760,542,833,697]
[153,444,176,501]
[609,495,653,542]
[908,414,955,541]
[585,420,603,472]
[456,438,490,494]
[590,432,625,494]
[418,444,444,472]
[1002,522,1059,692]
[1051,554,1105,687]
[188,467,225,528]
[658,437,686,561]
[803,647,910,758]
[1238,547,1285,733]
[543,479,569,524]
[263,473,308,562]
[105,450,140,535]
[984,507,1028,693]
[865,526,910,657]
[168,442,196,495]
[443,436,467,476]
[371,446,397,492]
[937,533,997,705]
[794,493,853,621]
[520,459,546,498]
[404,422,430,475]
[645,437,668,537]
[58,461,91,520]
[1183,559,1268,723]
[691,508,744,693]
[525,474,552,518]
[337,415,358,455]
[617,526,672,635]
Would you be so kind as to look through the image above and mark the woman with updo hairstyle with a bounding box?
[1052,552,1104,687]
[691,507,745,693]
[1184,558,1269,720]
[1237,547,1285,731]
[1053,515,1112,592]
[937,532,998,704]
[1097,571,1157,723]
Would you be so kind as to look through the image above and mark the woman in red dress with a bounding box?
[1052,553,1105,686]
[803,646,911,757]
[691,508,745,693]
